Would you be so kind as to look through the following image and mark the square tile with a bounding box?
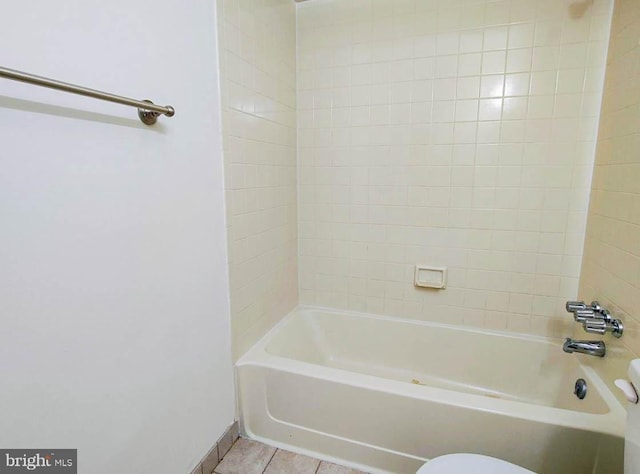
[191,464,204,474]
[480,75,504,98]
[215,438,276,474]
[258,0,616,354]
[482,51,506,75]
[230,422,240,443]
[263,449,320,474]
[218,427,236,460]
[201,445,219,474]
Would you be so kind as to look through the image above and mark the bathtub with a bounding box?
[236,307,625,474]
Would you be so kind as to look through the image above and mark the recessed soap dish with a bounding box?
[414,265,447,289]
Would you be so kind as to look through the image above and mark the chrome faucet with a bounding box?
[563,338,606,357]
[565,300,624,338]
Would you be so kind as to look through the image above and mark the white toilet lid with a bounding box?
[417,454,535,474]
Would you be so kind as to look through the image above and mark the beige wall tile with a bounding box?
[217,0,298,360]
[579,0,640,357]
[297,0,613,338]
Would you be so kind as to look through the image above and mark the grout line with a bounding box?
[261,447,279,474]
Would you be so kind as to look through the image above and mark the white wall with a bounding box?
[0,2,235,473]
[298,0,612,338]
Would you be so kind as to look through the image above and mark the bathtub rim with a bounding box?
[237,305,626,438]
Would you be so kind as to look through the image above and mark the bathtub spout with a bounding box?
[563,338,606,357]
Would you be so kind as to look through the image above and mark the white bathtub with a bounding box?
[236,307,625,474]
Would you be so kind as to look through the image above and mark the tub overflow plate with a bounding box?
[574,378,587,400]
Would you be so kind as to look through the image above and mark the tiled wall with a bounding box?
[579,0,640,356]
[217,0,298,360]
[297,0,613,337]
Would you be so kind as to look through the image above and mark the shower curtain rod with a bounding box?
[0,66,175,125]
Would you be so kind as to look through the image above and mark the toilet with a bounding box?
[417,359,640,474]
[416,453,534,473]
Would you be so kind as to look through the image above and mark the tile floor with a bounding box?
[213,437,368,474]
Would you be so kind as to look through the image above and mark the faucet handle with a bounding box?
[583,319,607,335]
[583,318,624,338]
[566,301,587,313]
[574,309,596,322]
[583,309,612,322]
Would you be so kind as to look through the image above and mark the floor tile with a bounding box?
[316,461,368,474]
[263,449,320,474]
[214,438,276,474]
